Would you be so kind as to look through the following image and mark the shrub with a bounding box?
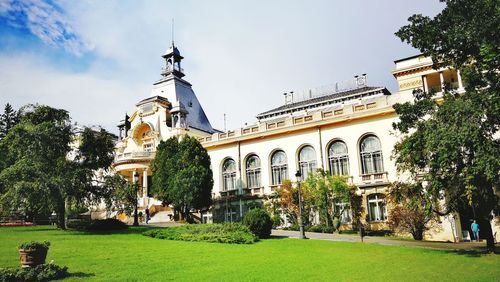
[306,224,334,233]
[87,219,128,231]
[66,219,91,230]
[0,263,68,282]
[143,223,258,244]
[271,214,282,229]
[243,208,273,239]
[18,241,50,251]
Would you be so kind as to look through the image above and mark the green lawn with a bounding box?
[0,226,499,281]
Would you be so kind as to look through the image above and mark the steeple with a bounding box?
[161,42,185,78]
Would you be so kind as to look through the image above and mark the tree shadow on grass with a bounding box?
[53,226,155,236]
[70,272,95,278]
[267,235,288,240]
[442,246,499,257]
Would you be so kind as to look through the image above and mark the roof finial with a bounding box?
[171,18,175,46]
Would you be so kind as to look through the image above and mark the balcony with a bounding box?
[114,151,156,165]
[219,189,238,198]
[358,172,389,187]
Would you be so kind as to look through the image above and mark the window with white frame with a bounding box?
[334,199,352,223]
[246,155,261,188]
[222,159,237,191]
[271,150,288,185]
[360,135,384,174]
[298,145,317,178]
[328,141,349,176]
[368,194,387,221]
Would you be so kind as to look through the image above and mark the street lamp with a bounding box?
[295,170,306,239]
[133,170,139,226]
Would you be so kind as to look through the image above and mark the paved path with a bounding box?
[272,229,493,251]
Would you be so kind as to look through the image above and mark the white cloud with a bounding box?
[0,0,91,55]
[0,53,148,132]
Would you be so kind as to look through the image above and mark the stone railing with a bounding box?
[115,151,156,162]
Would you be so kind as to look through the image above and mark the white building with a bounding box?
[113,46,498,242]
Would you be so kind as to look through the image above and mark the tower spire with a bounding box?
[171,18,175,46]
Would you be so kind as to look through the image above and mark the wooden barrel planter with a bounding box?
[18,241,50,268]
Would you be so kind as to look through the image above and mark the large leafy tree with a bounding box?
[0,105,117,228]
[151,135,213,222]
[393,0,499,250]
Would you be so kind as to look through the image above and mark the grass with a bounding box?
[0,226,499,281]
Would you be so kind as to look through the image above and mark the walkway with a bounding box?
[271,230,492,251]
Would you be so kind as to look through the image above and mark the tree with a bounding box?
[151,135,213,222]
[276,179,315,226]
[394,0,499,251]
[0,105,117,229]
[388,182,439,240]
[0,103,20,139]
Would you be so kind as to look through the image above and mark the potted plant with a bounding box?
[18,241,50,268]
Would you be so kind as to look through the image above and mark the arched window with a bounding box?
[271,151,288,185]
[298,146,317,178]
[246,155,261,188]
[334,199,352,223]
[328,141,349,176]
[360,135,384,174]
[368,194,387,221]
[222,159,237,191]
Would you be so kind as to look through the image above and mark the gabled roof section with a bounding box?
[256,86,390,120]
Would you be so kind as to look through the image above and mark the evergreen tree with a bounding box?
[0,103,20,139]
[151,135,213,222]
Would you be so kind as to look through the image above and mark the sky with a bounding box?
[0,0,445,133]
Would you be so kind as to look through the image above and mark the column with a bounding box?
[457,70,464,89]
[143,169,148,198]
[439,71,444,92]
[423,75,428,92]
[132,169,138,183]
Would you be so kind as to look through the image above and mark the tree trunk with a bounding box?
[483,220,495,253]
[57,206,66,230]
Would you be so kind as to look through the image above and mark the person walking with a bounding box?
[145,208,150,224]
[471,220,480,242]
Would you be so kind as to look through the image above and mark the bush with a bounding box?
[243,208,273,239]
[66,219,91,230]
[272,214,282,229]
[283,224,300,231]
[0,263,68,282]
[18,241,50,251]
[143,224,258,244]
[306,224,334,233]
[87,219,128,231]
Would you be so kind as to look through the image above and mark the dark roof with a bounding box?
[393,54,423,63]
[136,96,170,107]
[256,86,390,119]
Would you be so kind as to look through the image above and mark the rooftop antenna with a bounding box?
[223,113,227,132]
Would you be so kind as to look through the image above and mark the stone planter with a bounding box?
[19,248,48,268]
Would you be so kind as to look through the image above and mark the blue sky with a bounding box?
[0,0,445,132]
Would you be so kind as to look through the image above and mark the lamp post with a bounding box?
[133,170,139,226]
[295,170,306,239]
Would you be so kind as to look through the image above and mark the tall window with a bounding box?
[271,151,288,185]
[360,135,384,174]
[334,199,352,223]
[368,194,387,221]
[298,146,317,177]
[328,141,349,176]
[222,159,236,191]
[246,155,261,188]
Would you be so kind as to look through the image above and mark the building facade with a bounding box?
[113,46,498,242]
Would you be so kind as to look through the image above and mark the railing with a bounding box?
[360,172,388,184]
[219,189,238,197]
[115,151,156,161]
